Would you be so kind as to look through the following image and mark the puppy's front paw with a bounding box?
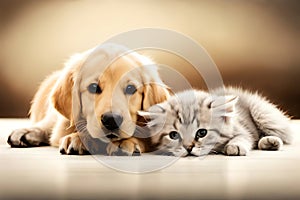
[258,136,283,151]
[107,138,141,156]
[59,133,89,155]
[224,144,248,156]
[7,128,49,147]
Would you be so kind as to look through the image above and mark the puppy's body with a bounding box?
[8,44,170,155]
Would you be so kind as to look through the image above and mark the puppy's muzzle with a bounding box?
[101,112,123,131]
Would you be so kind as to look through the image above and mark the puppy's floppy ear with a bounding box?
[138,104,166,119]
[130,54,170,109]
[136,83,169,127]
[142,83,170,110]
[138,104,167,127]
[51,54,84,120]
[51,71,73,119]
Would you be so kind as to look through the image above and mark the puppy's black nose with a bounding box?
[101,112,123,131]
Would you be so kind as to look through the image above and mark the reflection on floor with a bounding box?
[0,119,299,199]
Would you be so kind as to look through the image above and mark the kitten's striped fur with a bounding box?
[139,87,293,156]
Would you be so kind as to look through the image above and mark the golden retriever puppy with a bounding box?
[7,43,170,155]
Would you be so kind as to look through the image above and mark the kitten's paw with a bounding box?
[107,138,141,156]
[224,144,248,156]
[59,133,89,155]
[7,128,49,147]
[258,136,283,151]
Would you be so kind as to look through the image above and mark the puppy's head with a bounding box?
[52,44,169,142]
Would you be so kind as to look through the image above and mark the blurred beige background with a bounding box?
[0,0,299,118]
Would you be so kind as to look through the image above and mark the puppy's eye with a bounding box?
[88,83,102,94]
[195,128,207,140]
[124,84,137,95]
[169,131,180,140]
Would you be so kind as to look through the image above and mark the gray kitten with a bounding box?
[138,87,293,157]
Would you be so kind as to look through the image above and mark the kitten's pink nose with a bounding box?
[185,145,193,153]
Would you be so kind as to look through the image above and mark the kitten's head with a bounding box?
[138,90,238,157]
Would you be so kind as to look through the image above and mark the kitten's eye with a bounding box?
[88,83,102,94]
[125,84,137,95]
[169,131,180,140]
[195,128,207,140]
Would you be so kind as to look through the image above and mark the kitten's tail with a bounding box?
[248,93,293,144]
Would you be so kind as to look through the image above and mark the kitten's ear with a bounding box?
[138,104,166,127]
[209,95,238,119]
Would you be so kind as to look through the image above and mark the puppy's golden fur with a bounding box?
[8,44,170,155]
